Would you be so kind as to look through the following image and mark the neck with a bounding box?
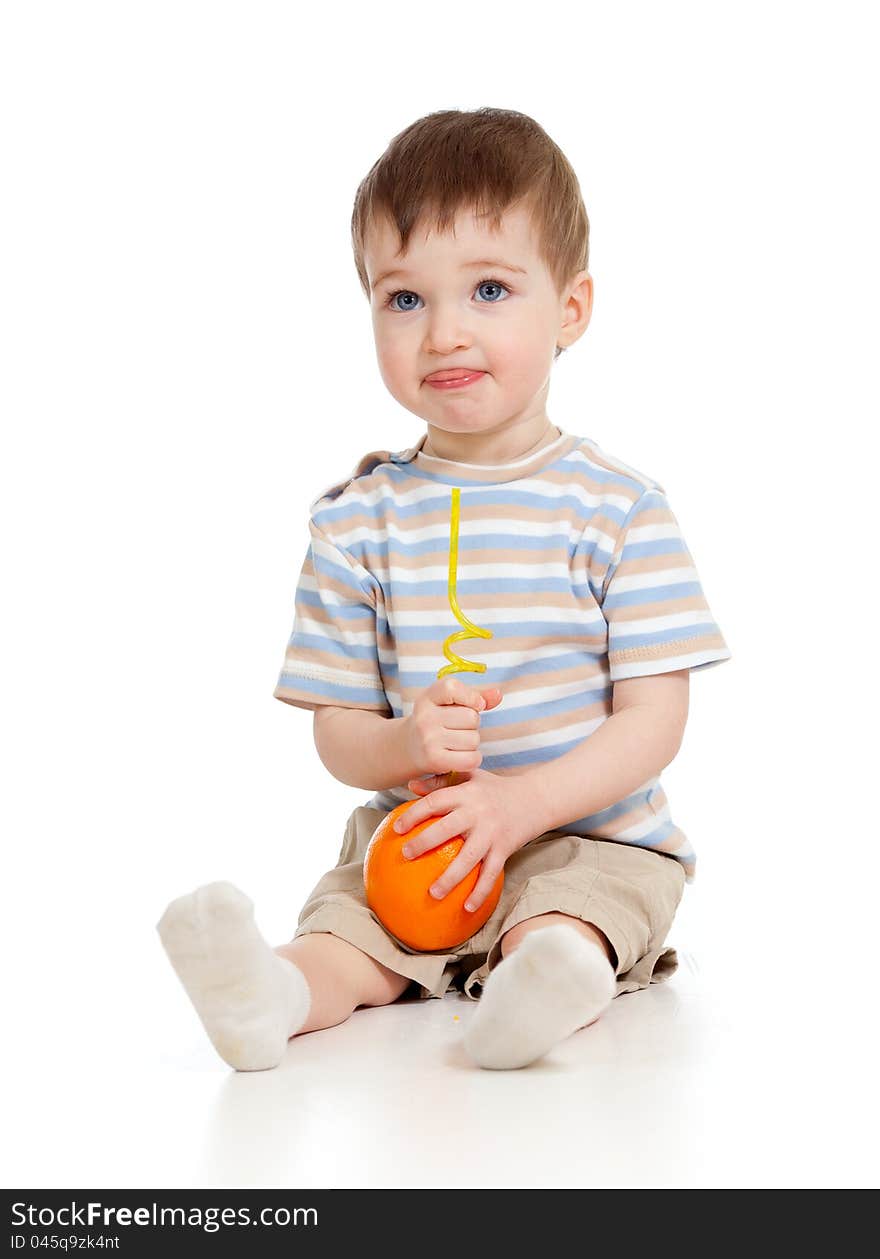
[422,418,559,464]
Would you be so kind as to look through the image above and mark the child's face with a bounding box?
[363,204,591,442]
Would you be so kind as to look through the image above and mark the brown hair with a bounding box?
[350,107,590,359]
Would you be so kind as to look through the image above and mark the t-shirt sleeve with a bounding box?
[272,518,392,714]
[600,487,732,681]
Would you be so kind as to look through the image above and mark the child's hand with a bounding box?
[402,678,503,778]
[394,767,534,913]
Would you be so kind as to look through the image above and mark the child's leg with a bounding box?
[460,838,685,1070]
[273,933,411,1035]
[500,911,615,966]
[157,881,410,1073]
[463,913,617,1071]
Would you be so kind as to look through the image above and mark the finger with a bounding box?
[441,706,482,730]
[394,797,444,835]
[444,748,482,773]
[407,775,445,795]
[400,814,463,861]
[443,730,482,754]
[407,772,471,796]
[428,846,484,901]
[435,678,487,713]
[462,858,504,914]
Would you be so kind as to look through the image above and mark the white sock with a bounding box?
[463,924,616,1070]
[156,881,311,1072]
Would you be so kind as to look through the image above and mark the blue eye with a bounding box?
[387,290,421,312]
[475,279,509,303]
[384,276,511,312]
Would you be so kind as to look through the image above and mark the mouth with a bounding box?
[424,370,486,390]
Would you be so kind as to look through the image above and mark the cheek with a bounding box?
[490,309,553,373]
[373,332,410,388]
[493,336,549,391]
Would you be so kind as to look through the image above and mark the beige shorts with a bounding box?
[292,805,687,1001]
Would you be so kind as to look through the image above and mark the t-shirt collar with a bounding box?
[389,427,579,484]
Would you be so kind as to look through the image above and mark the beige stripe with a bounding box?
[274,684,390,712]
[611,632,726,663]
[608,594,714,625]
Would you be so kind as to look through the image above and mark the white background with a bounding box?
[2,1,877,1190]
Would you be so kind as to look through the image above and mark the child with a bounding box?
[157,106,731,1072]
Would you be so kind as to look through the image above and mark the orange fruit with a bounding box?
[363,801,504,951]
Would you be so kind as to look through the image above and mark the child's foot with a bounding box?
[463,924,616,1070]
[156,881,310,1071]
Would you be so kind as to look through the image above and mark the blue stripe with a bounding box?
[477,688,614,727]
[572,575,612,601]
[617,536,689,561]
[314,483,636,531]
[384,575,580,597]
[287,633,381,664]
[311,547,375,600]
[391,618,606,644]
[345,530,576,563]
[604,579,707,610]
[481,731,610,770]
[396,652,612,688]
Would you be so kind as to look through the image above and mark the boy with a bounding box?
[157,106,731,1072]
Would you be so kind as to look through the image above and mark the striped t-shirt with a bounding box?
[273,427,731,879]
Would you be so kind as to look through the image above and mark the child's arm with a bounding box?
[313,707,422,792]
[511,670,691,838]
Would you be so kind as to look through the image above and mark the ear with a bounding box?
[558,270,593,349]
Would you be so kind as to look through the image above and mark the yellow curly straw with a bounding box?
[436,487,493,786]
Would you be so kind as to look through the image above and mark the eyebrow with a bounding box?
[370,258,527,292]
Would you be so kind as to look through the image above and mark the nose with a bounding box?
[422,304,472,356]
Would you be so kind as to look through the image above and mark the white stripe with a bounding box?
[606,564,703,594]
[625,522,685,544]
[292,615,376,647]
[383,560,574,584]
[331,515,615,548]
[310,526,374,586]
[607,812,667,842]
[390,675,611,715]
[295,573,373,606]
[480,713,607,755]
[610,648,732,678]
[278,662,384,690]
[390,604,607,628]
[385,643,610,671]
[611,610,718,640]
